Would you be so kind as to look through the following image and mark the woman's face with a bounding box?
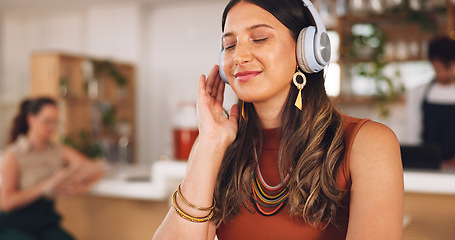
[222,1,297,104]
[28,105,59,140]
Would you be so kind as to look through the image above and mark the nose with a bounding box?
[233,43,253,65]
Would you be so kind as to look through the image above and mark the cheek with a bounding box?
[439,68,452,77]
[264,47,296,80]
[450,66,455,75]
[274,38,296,63]
[223,52,234,82]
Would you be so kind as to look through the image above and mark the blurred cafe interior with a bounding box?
[0,0,455,239]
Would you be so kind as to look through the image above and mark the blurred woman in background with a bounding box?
[0,97,103,240]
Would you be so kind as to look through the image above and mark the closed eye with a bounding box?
[253,38,268,43]
[224,38,267,51]
[225,44,236,51]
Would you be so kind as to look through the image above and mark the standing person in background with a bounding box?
[406,36,455,168]
[0,97,104,240]
[154,0,403,239]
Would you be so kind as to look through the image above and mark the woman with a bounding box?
[0,97,103,240]
[154,0,403,239]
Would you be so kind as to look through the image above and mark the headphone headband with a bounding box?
[302,0,327,33]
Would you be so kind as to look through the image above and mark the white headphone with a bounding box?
[219,0,331,83]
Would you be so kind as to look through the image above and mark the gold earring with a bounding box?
[293,68,307,111]
[242,101,246,120]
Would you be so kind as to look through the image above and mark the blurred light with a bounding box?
[352,24,375,37]
[450,31,455,41]
[336,0,347,17]
[326,30,340,96]
[325,63,341,97]
[327,31,340,62]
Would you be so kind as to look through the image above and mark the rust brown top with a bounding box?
[217,115,370,240]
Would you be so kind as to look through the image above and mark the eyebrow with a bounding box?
[222,24,274,39]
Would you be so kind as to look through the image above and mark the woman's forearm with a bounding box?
[153,136,228,240]
[1,180,51,213]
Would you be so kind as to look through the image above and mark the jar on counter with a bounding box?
[173,102,199,161]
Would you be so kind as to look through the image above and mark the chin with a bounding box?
[43,133,55,140]
[236,94,257,103]
[233,87,262,103]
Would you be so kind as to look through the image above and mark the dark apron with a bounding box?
[421,81,455,162]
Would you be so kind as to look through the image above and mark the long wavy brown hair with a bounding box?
[213,0,346,228]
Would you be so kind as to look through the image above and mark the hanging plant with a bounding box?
[356,62,405,118]
[350,23,405,118]
[102,106,116,128]
[63,131,104,159]
[91,59,128,87]
[387,0,445,33]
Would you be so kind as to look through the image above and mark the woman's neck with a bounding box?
[253,97,287,129]
[27,132,48,151]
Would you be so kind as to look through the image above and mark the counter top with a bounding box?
[88,162,455,200]
[2,153,454,201]
[404,170,455,195]
[90,160,187,201]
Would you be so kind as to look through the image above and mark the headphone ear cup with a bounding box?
[296,26,325,73]
[219,50,229,84]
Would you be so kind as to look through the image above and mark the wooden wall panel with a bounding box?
[402,193,455,240]
[56,192,455,240]
[56,195,169,240]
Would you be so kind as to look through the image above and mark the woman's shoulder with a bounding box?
[5,135,29,155]
[342,115,399,162]
[354,120,398,144]
[342,114,396,137]
[5,136,62,161]
[350,119,401,167]
[341,115,371,144]
[1,146,19,170]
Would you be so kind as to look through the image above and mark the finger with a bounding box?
[198,74,208,99]
[215,75,225,103]
[229,104,239,124]
[54,170,71,182]
[206,65,219,95]
[211,66,221,98]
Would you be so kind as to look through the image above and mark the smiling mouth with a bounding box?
[234,71,262,82]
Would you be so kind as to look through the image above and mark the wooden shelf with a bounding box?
[331,95,405,106]
[30,52,136,162]
[338,56,427,64]
[334,2,453,100]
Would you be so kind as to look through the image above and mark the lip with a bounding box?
[234,71,262,82]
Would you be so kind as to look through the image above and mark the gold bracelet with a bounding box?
[177,184,216,211]
[171,191,214,223]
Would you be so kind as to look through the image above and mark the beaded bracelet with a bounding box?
[171,190,214,223]
[177,184,216,211]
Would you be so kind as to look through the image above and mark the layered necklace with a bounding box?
[251,147,291,216]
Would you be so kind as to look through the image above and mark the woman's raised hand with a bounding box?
[197,65,239,146]
[42,165,78,196]
[153,68,235,240]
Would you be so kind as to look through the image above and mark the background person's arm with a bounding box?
[405,85,425,145]
[54,146,104,196]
